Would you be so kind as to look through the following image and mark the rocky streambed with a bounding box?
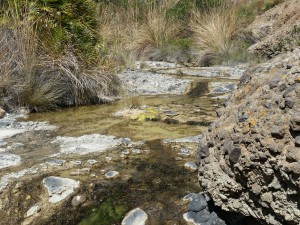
[0,62,246,225]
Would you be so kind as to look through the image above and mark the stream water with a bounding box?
[0,65,242,225]
[26,93,220,224]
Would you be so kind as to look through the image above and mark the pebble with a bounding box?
[87,159,97,165]
[179,148,190,157]
[105,157,112,162]
[132,149,142,154]
[184,162,198,172]
[26,204,40,217]
[105,171,119,179]
[46,159,65,166]
[121,150,130,155]
[71,195,86,207]
[70,160,82,165]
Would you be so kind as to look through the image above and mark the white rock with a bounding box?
[70,160,82,165]
[46,159,65,166]
[105,171,119,179]
[105,157,112,162]
[121,150,130,155]
[43,176,80,204]
[184,162,198,172]
[26,204,40,217]
[0,153,21,169]
[132,149,142,154]
[52,134,124,155]
[87,159,97,165]
[0,169,28,191]
[0,129,24,141]
[122,208,148,225]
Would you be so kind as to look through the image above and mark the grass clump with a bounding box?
[190,5,243,65]
[0,0,120,112]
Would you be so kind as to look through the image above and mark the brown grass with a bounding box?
[96,1,182,65]
[129,8,181,57]
[190,5,242,63]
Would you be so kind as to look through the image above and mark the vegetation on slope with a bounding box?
[0,0,284,112]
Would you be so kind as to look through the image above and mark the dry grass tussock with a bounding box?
[0,10,119,112]
[129,8,181,58]
[96,1,182,65]
[190,5,242,64]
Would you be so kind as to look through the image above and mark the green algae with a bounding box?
[78,198,128,225]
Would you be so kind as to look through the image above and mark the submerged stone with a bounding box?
[87,159,97,165]
[105,171,119,179]
[121,208,148,225]
[43,176,80,204]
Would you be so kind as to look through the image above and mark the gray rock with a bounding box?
[269,77,281,89]
[225,144,241,164]
[71,195,86,207]
[238,114,248,122]
[0,108,6,119]
[285,97,294,108]
[290,114,300,131]
[286,146,300,162]
[122,208,148,225]
[105,171,119,179]
[199,144,209,159]
[270,126,285,139]
[43,176,80,204]
[188,199,207,212]
[183,209,211,224]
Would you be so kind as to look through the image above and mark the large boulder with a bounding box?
[198,48,300,225]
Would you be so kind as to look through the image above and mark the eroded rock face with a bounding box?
[198,48,300,225]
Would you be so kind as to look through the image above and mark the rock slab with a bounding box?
[43,176,80,204]
[122,208,148,225]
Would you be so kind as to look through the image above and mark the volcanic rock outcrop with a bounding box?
[198,48,300,225]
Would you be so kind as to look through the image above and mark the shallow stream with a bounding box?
[0,65,242,225]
